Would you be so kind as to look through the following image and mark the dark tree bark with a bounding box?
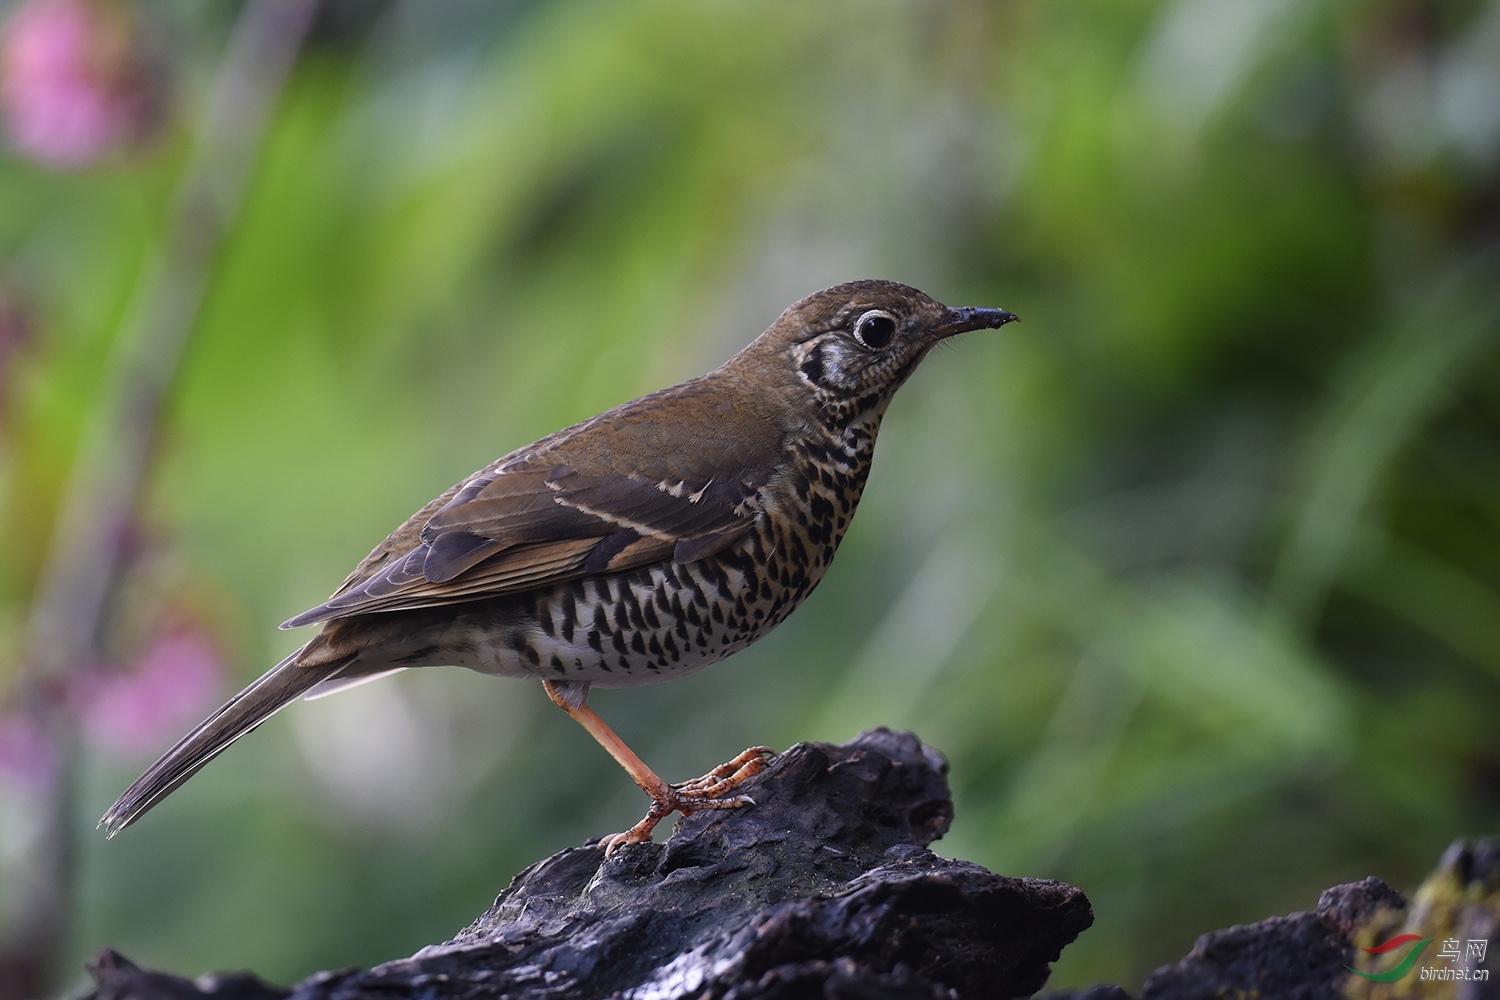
[84,730,1094,1000]
[1044,839,1499,1000]
[79,731,1500,1000]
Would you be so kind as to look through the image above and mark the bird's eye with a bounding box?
[853,311,897,350]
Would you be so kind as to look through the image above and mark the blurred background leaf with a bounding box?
[0,0,1496,993]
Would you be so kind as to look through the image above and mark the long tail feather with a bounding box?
[99,644,353,837]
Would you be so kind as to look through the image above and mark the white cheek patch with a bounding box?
[822,349,844,381]
[822,343,864,388]
[796,336,865,390]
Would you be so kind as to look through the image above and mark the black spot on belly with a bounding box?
[702,561,730,595]
[622,589,644,629]
[719,548,752,575]
[587,630,603,652]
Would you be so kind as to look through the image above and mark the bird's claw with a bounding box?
[600,746,777,857]
[669,745,775,799]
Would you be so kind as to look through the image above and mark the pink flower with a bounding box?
[0,0,156,167]
[76,630,223,757]
[0,711,60,791]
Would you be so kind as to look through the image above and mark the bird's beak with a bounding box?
[933,306,1019,339]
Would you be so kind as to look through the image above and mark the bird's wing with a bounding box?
[282,384,781,628]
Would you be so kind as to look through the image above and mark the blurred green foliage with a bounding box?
[0,0,1498,991]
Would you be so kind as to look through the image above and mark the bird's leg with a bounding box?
[543,680,775,854]
[543,680,674,803]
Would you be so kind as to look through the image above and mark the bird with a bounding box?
[100,280,1016,851]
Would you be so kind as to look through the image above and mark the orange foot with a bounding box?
[601,746,776,855]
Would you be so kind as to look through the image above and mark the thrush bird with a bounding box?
[100,280,1016,850]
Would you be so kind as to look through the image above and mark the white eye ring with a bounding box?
[853,310,897,350]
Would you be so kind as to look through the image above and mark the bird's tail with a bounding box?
[99,641,354,837]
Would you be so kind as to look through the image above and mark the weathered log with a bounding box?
[88,729,1494,999]
[84,729,1094,1000]
[1045,838,1499,1000]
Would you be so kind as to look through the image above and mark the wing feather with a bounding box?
[282,379,782,629]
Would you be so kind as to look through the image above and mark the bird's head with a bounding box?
[740,279,1017,428]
